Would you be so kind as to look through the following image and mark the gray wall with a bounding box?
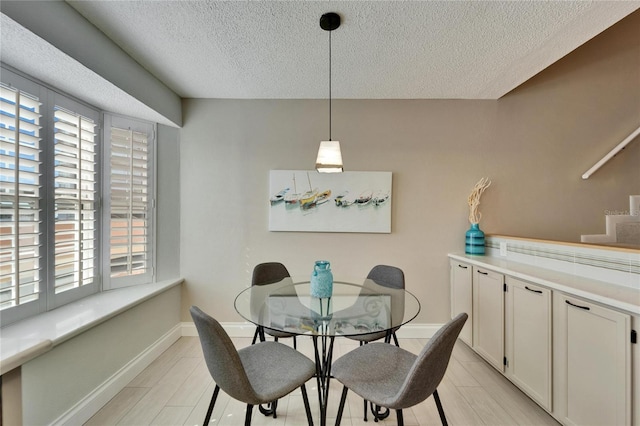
[21,286,181,425]
[179,11,640,325]
[156,124,181,281]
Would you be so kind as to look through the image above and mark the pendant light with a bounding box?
[316,12,343,173]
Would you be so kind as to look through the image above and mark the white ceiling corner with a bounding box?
[0,13,176,126]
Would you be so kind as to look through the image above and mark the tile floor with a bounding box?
[85,336,560,425]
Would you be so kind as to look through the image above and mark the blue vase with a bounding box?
[465,223,485,255]
[310,260,333,298]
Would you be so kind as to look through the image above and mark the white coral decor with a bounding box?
[468,177,491,224]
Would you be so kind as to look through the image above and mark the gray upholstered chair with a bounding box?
[348,264,405,347]
[190,306,315,426]
[251,262,298,349]
[346,264,405,421]
[347,265,404,348]
[332,312,468,426]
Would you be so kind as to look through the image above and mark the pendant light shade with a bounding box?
[316,12,343,173]
[316,140,343,173]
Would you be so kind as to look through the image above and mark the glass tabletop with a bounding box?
[234,278,421,337]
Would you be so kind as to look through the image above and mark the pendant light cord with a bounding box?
[329,30,332,141]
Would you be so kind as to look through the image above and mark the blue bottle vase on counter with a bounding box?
[465,223,485,255]
[310,260,333,298]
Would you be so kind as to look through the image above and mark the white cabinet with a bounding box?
[553,292,631,426]
[472,267,504,372]
[505,277,552,411]
[449,254,637,425]
[450,260,473,345]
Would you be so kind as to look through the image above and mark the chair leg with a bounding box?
[258,401,277,417]
[363,398,368,421]
[300,384,314,426]
[293,336,297,349]
[360,341,367,421]
[335,386,349,426]
[433,389,448,426]
[396,409,404,426]
[244,404,254,426]
[203,385,220,425]
[253,326,267,344]
[392,332,400,347]
[369,402,390,422]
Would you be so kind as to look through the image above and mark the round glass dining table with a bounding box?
[234,278,421,426]
[235,278,420,338]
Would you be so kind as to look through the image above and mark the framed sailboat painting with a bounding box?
[268,170,392,233]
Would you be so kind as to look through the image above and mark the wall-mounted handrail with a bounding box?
[582,125,640,179]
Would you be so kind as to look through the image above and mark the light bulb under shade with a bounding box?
[315,141,343,173]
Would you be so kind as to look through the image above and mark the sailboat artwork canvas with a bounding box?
[268,170,392,233]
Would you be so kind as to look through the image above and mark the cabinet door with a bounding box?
[505,277,551,411]
[472,267,504,371]
[553,293,631,426]
[450,260,472,345]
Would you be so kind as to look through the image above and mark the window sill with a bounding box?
[0,278,184,375]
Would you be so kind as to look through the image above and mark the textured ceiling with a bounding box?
[1,1,639,127]
[65,0,639,100]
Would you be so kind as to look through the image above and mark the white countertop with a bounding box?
[0,278,183,375]
[449,253,640,315]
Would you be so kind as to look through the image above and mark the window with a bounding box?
[103,115,155,289]
[52,101,98,298]
[0,80,43,314]
[0,66,156,325]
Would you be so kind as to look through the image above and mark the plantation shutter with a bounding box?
[53,106,97,294]
[109,125,151,279]
[0,84,42,309]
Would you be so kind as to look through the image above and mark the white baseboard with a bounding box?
[181,321,258,338]
[395,323,443,339]
[54,324,182,426]
[182,321,444,339]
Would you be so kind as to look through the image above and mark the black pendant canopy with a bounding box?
[320,12,340,31]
